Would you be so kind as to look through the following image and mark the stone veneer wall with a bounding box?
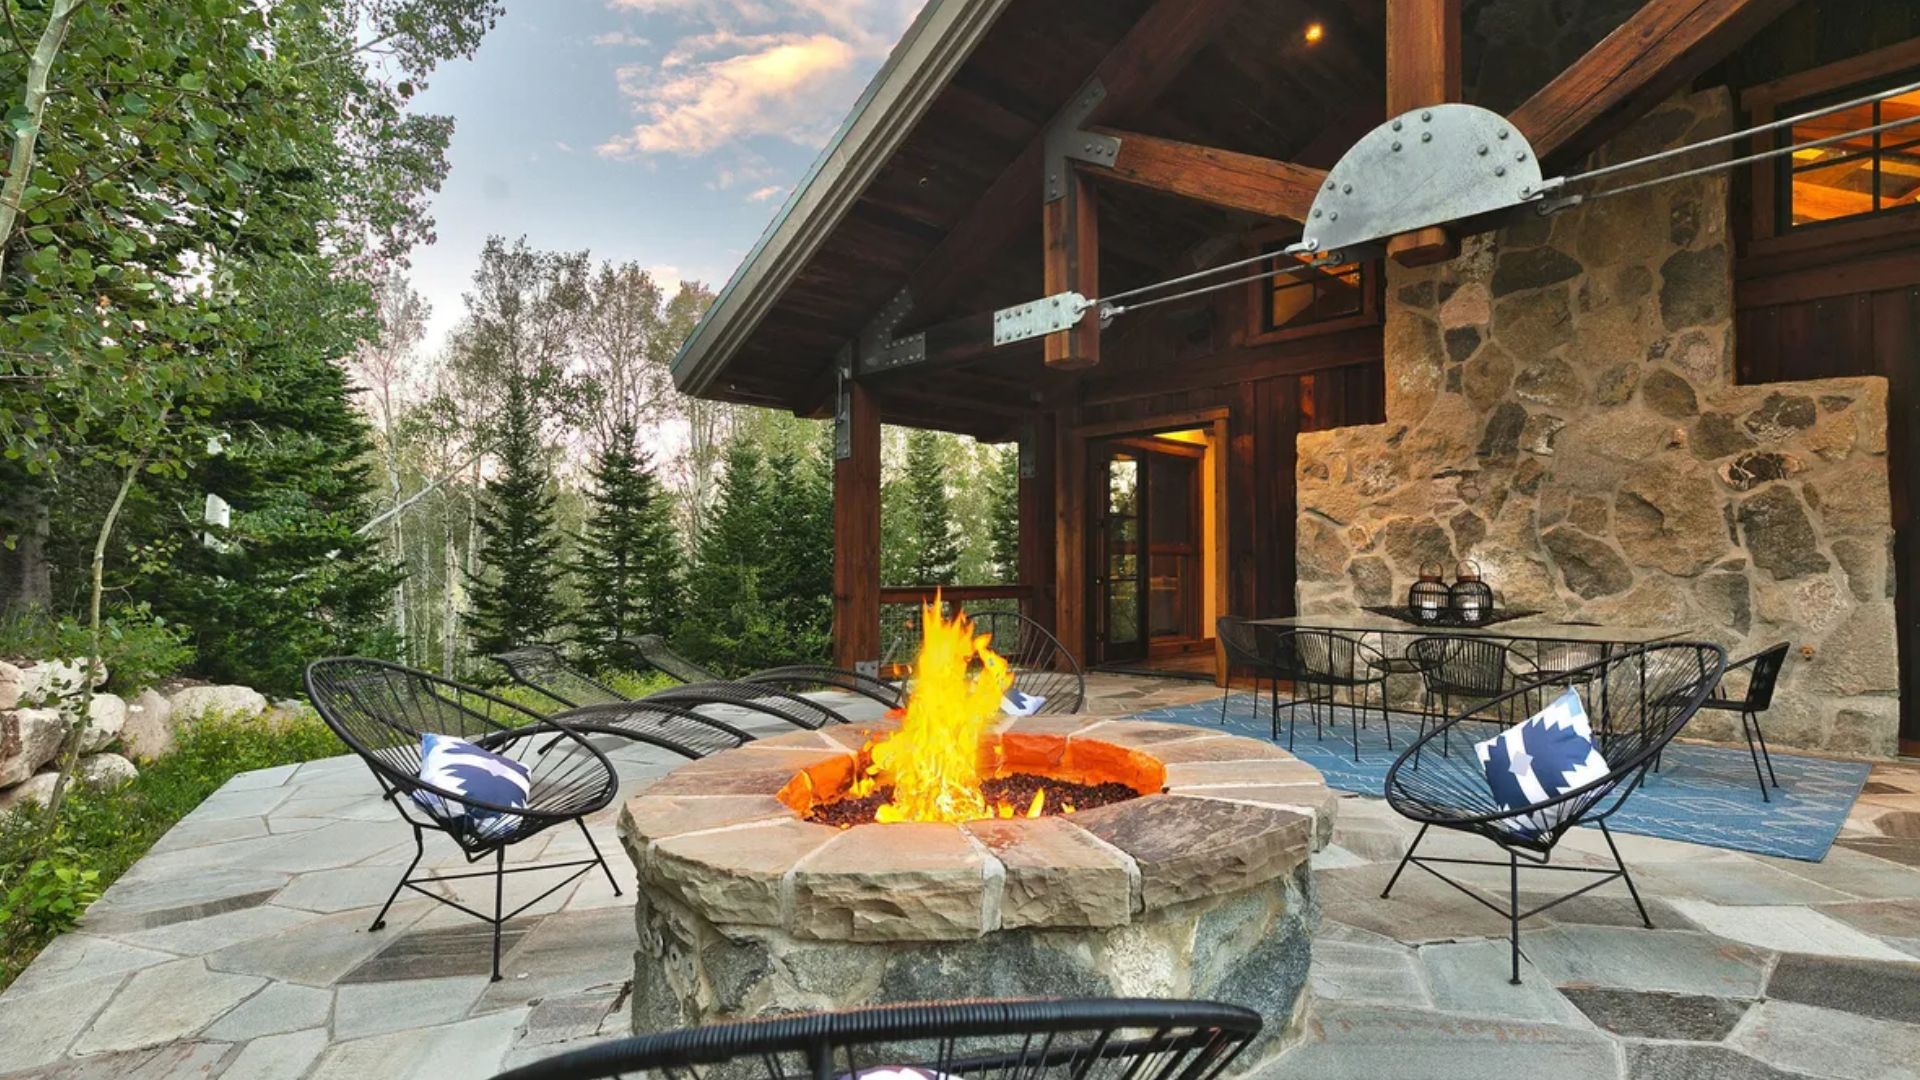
[1295,88,1900,756]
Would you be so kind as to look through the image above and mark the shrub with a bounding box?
[0,709,343,990]
[0,603,195,694]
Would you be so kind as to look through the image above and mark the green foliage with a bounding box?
[0,710,344,990]
[986,443,1021,585]
[0,604,193,694]
[676,440,833,674]
[468,373,567,656]
[902,429,961,586]
[573,423,680,668]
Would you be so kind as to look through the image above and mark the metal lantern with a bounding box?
[1448,560,1494,625]
[1409,565,1449,623]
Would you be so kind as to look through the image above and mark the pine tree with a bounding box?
[676,441,778,674]
[573,420,680,669]
[986,443,1021,585]
[903,429,961,586]
[468,374,567,657]
[762,444,834,664]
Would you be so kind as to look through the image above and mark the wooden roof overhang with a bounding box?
[670,0,1799,439]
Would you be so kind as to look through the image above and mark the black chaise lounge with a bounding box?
[625,635,904,709]
[878,608,1087,715]
[492,643,858,731]
[304,658,622,981]
[1380,641,1726,983]
[491,997,1261,1080]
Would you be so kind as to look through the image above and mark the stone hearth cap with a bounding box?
[618,716,1333,943]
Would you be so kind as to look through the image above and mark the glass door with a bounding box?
[1095,450,1145,663]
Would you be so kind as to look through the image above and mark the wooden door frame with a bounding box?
[1067,408,1230,680]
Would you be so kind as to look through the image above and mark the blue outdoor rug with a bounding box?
[1131,693,1872,862]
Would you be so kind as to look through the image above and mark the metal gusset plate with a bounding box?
[1301,103,1546,253]
[992,292,1089,346]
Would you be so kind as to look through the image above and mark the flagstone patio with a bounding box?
[1,673,1916,1079]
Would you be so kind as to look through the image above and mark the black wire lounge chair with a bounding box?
[966,610,1087,715]
[1380,642,1726,984]
[490,645,626,712]
[491,997,1262,1080]
[647,680,851,730]
[542,700,756,759]
[304,658,623,981]
[1700,641,1791,801]
[625,635,904,710]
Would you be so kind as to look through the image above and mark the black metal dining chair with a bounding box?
[491,997,1263,1080]
[1406,636,1540,759]
[1700,641,1792,801]
[304,658,622,981]
[1381,642,1726,984]
[1216,616,1276,726]
[1293,629,1394,762]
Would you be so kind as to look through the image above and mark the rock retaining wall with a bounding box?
[1295,88,1899,756]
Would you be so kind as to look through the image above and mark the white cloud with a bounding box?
[746,185,784,202]
[597,1,924,161]
[592,30,651,46]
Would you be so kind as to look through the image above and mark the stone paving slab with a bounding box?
[0,673,1915,1080]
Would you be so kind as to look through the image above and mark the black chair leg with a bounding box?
[491,847,506,982]
[370,823,424,932]
[1380,823,1428,899]
[1742,712,1771,803]
[1600,821,1653,930]
[1752,710,1780,788]
[579,818,622,896]
[1508,850,1522,986]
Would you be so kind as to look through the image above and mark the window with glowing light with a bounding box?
[1262,247,1364,334]
[1778,70,1920,229]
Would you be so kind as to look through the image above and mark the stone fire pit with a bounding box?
[618,715,1335,1065]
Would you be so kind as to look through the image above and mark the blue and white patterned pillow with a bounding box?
[1474,688,1612,839]
[413,733,531,840]
[1002,690,1046,716]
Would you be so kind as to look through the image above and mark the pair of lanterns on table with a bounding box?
[1409,561,1495,625]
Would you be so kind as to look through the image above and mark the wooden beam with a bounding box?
[1080,128,1325,222]
[903,0,1244,330]
[1510,0,1799,165]
[832,379,882,670]
[1043,170,1101,369]
[1385,0,1462,267]
[1018,413,1058,635]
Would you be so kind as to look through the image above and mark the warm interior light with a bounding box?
[1303,21,1325,44]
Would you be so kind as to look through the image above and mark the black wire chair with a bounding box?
[1215,616,1276,726]
[546,700,756,759]
[647,681,851,730]
[1700,641,1791,801]
[491,645,627,711]
[969,610,1087,715]
[1380,642,1726,984]
[1405,636,1541,759]
[490,998,1262,1080]
[303,658,622,981]
[1292,629,1393,762]
[1533,640,1606,688]
[626,635,903,710]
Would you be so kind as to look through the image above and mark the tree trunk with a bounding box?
[0,0,87,281]
[0,485,51,614]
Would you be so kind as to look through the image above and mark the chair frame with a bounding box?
[648,680,851,730]
[490,645,627,712]
[625,635,904,710]
[304,658,623,981]
[1379,642,1726,984]
[1405,635,1542,761]
[1700,641,1791,801]
[969,609,1089,715]
[490,997,1262,1080]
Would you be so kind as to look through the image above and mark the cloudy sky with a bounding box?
[407,0,927,354]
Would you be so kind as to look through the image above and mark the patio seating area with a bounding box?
[1,673,1915,1079]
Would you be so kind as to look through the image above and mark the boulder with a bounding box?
[167,685,269,723]
[0,772,60,815]
[16,659,105,708]
[78,693,128,754]
[0,708,71,788]
[0,660,22,710]
[77,753,138,791]
[122,688,176,761]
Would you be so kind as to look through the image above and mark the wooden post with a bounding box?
[832,379,881,670]
[1385,0,1461,267]
[1053,417,1088,664]
[1018,413,1058,633]
[1043,170,1100,370]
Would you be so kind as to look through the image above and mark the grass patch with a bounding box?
[0,710,341,992]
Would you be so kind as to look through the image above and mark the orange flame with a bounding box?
[864,595,1015,824]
